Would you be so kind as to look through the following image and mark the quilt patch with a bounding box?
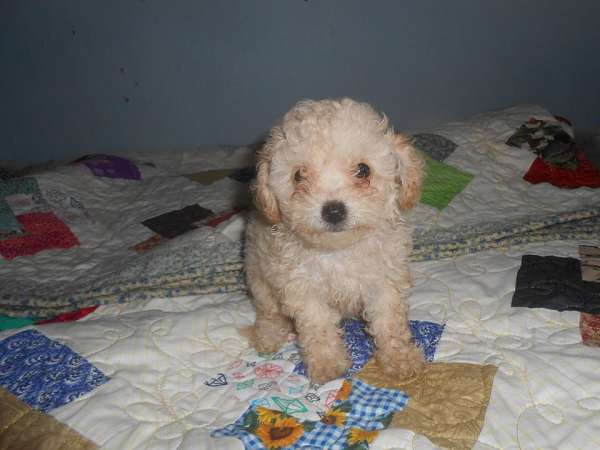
[0,317,36,332]
[0,387,98,450]
[41,189,88,223]
[523,151,600,189]
[511,255,600,314]
[205,320,443,421]
[580,313,600,347]
[205,336,335,421]
[419,151,474,210]
[0,330,109,413]
[580,245,600,283]
[0,212,79,260]
[410,133,458,162]
[212,379,408,449]
[75,154,141,180]
[131,234,163,253]
[357,361,497,450]
[0,177,46,235]
[229,166,257,184]
[579,245,600,347]
[294,319,443,377]
[506,117,578,169]
[141,204,214,239]
[184,167,256,185]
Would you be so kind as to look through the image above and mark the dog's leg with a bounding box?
[286,294,350,384]
[247,272,294,353]
[366,281,425,379]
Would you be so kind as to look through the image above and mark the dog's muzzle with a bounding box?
[321,200,347,227]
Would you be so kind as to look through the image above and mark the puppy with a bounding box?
[245,98,425,384]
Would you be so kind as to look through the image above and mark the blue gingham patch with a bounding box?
[334,378,408,430]
[211,378,408,449]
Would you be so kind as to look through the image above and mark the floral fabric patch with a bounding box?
[0,329,109,413]
[212,379,408,449]
[506,117,578,169]
[205,320,443,421]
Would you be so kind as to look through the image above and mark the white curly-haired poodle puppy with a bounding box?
[245,98,425,384]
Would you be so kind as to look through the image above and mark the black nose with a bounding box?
[321,201,347,225]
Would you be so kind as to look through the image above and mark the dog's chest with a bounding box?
[291,243,384,302]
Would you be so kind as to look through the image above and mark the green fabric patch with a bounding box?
[419,151,474,210]
[0,316,36,332]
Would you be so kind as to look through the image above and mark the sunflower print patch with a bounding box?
[211,378,408,449]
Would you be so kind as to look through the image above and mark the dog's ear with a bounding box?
[393,133,424,210]
[251,138,281,223]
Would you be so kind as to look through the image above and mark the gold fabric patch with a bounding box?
[356,361,497,450]
[580,245,600,283]
[184,169,235,185]
[0,387,97,450]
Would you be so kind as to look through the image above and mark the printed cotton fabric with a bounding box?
[212,379,408,449]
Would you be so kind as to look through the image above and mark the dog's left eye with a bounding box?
[355,163,370,179]
[294,169,304,183]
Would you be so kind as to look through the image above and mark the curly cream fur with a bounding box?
[246,98,425,383]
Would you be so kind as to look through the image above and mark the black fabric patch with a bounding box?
[141,204,213,239]
[228,167,256,184]
[410,133,458,162]
[511,255,600,314]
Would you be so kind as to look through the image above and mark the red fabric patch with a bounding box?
[206,208,243,228]
[37,306,99,325]
[131,234,163,253]
[581,313,600,347]
[523,151,600,189]
[0,212,79,260]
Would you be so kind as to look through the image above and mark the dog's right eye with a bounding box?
[294,169,304,183]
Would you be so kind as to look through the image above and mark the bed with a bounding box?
[1,104,599,450]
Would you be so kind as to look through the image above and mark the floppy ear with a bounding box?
[251,138,281,223]
[393,133,424,210]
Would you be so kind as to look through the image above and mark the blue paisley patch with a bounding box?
[0,329,109,412]
[293,319,444,377]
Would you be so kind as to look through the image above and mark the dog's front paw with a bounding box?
[251,316,294,353]
[306,356,350,385]
[303,341,351,384]
[376,342,425,380]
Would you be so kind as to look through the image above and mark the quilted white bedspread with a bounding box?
[3,239,600,449]
[1,104,600,449]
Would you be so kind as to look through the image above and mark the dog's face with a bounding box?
[253,98,423,250]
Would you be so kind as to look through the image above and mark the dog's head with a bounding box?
[252,98,423,250]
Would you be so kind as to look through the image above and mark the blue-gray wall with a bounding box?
[1,1,599,162]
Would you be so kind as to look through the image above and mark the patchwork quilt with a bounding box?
[1,105,600,449]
